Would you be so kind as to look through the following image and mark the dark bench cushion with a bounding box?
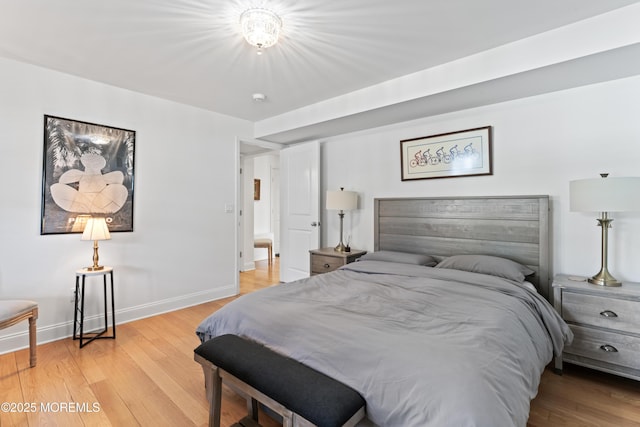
[194,334,365,427]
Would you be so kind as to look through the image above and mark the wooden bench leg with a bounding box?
[209,367,222,427]
[247,397,259,422]
[281,409,293,427]
[197,355,222,427]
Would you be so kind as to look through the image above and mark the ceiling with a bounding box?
[0,0,639,148]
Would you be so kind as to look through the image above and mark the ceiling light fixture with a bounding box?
[240,8,282,55]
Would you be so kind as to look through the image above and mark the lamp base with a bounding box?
[85,265,105,271]
[334,242,347,252]
[588,265,621,286]
[588,274,621,287]
[587,214,622,287]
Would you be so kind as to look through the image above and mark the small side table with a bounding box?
[309,248,367,275]
[552,274,640,380]
[74,267,116,348]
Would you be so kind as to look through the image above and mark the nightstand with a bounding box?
[553,274,640,380]
[309,248,367,275]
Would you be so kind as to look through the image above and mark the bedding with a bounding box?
[357,250,438,266]
[196,260,572,427]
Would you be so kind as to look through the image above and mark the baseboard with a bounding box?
[0,285,236,355]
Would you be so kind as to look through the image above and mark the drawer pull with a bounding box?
[599,310,618,318]
[324,263,330,268]
[599,344,618,353]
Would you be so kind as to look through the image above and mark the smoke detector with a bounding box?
[252,93,266,102]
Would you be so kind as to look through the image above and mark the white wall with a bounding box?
[322,75,640,282]
[0,57,252,353]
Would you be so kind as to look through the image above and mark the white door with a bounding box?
[280,141,320,282]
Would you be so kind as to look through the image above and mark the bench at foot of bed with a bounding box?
[194,334,366,427]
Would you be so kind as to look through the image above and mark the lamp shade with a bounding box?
[81,217,111,241]
[570,176,640,212]
[326,190,357,211]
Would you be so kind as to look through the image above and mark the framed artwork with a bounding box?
[41,115,136,234]
[254,179,261,201]
[400,126,492,181]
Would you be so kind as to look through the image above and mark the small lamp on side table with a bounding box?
[81,217,111,271]
[570,173,640,287]
[326,188,358,252]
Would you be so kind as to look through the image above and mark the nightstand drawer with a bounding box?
[309,248,366,276]
[562,292,640,334]
[565,324,640,371]
[311,255,344,274]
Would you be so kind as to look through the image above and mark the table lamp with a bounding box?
[570,174,640,286]
[81,217,111,271]
[71,214,92,233]
[326,187,358,252]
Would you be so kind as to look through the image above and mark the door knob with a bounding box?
[311,222,320,227]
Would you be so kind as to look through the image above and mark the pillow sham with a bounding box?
[358,251,437,266]
[435,254,534,282]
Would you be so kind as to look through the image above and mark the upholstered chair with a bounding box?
[0,300,38,367]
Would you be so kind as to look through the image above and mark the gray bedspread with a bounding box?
[196,261,572,427]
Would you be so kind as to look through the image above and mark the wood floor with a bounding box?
[1,258,639,427]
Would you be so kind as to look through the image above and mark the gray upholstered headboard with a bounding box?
[373,195,551,300]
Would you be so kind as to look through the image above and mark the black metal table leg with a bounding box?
[74,267,116,348]
[73,275,80,340]
[110,271,116,339]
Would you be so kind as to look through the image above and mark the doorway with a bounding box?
[237,139,283,281]
[251,153,280,265]
[235,139,321,291]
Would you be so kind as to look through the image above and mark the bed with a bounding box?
[196,195,573,427]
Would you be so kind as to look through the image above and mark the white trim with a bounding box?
[0,286,235,355]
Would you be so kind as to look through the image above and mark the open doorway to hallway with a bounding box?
[238,139,282,283]
[237,139,319,286]
[251,153,280,265]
